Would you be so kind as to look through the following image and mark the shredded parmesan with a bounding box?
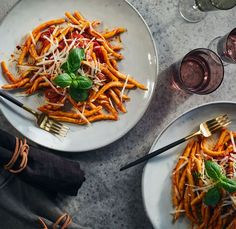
[82,102,86,115]
[43,35,54,45]
[170,209,185,215]
[85,37,95,52]
[75,108,91,125]
[52,26,59,35]
[30,68,43,82]
[120,74,129,102]
[108,98,115,109]
[46,102,65,107]
[193,182,217,192]
[172,160,188,175]
[79,24,87,34]
[17,65,40,70]
[29,31,36,46]
[42,77,65,96]
[221,209,234,219]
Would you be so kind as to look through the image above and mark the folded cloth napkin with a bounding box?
[0,170,91,229]
[0,129,85,196]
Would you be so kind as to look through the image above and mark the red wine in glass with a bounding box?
[215,28,236,64]
[172,48,224,94]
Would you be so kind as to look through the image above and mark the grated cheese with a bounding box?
[43,77,65,96]
[75,108,91,125]
[172,160,188,175]
[29,31,36,46]
[170,209,185,215]
[120,74,129,102]
[46,102,64,107]
[82,102,86,115]
[108,98,115,109]
[79,24,87,34]
[85,37,95,52]
[221,209,234,219]
[30,68,43,83]
[43,35,54,45]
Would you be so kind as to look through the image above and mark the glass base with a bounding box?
[179,0,207,23]
[208,36,229,66]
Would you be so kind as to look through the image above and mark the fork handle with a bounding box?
[120,137,187,171]
[0,90,24,108]
[120,130,202,171]
[0,90,37,116]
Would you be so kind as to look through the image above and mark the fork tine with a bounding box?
[207,115,229,129]
[43,126,66,137]
[206,114,226,124]
[45,123,67,137]
[208,119,231,132]
[217,116,230,125]
[221,121,231,127]
[209,121,231,133]
[208,122,222,131]
[50,124,68,136]
[51,119,70,130]
[47,119,69,132]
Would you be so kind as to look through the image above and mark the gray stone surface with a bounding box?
[0,0,236,229]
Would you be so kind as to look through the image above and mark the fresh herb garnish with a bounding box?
[53,48,92,102]
[53,73,72,88]
[205,160,222,181]
[219,177,236,193]
[203,186,221,206]
[67,48,85,73]
[203,160,236,206]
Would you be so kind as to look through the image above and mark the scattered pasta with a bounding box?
[171,128,236,229]
[1,11,147,125]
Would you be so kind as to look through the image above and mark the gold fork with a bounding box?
[0,90,69,137]
[120,114,231,171]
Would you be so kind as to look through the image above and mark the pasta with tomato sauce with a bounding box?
[171,128,236,229]
[1,11,147,125]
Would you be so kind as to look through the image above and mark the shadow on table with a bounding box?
[111,65,192,228]
[144,63,192,131]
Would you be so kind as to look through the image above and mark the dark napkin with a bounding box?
[0,129,85,196]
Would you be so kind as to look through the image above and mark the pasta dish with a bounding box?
[172,128,236,228]
[1,11,147,125]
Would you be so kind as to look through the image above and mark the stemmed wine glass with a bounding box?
[179,0,236,23]
[208,28,236,65]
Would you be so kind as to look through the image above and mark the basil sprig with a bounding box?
[53,48,92,102]
[204,186,221,206]
[62,48,85,74]
[203,160,236,206]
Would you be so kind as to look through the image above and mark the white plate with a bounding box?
[142,102,236,229]
[0,0,158,152]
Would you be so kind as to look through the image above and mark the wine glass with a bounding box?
[208,28,236,65]
[172,48,224,94]
[179,0,236,23]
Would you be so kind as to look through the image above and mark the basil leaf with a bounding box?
[205,160,222,181]
[76,76,93,90]
[68,48,85,73]
[203,187,221,206]
[53,73,72,88]
[69,85,88,102]
[220,177,236,193]
[61,61,71,73]
[70,73,76,80]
